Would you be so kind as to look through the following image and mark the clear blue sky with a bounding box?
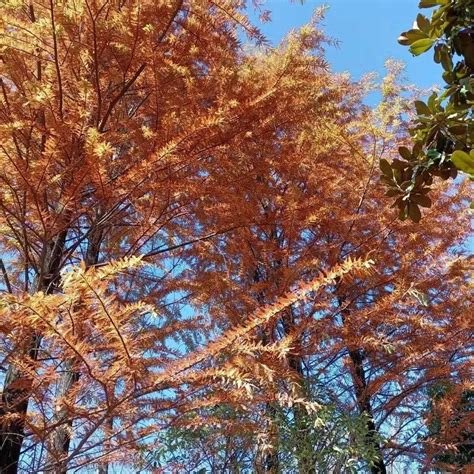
[248,0,439,93]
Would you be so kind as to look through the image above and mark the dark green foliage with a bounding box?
[384,0,474,220]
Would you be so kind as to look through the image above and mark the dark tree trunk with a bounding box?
[280,309,316,474]
[337,296,387,474]
[45,227,103,473]
[347,347,387,474]
[260,332,280,474]
[0,231,68,473]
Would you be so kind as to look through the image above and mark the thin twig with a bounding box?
[0,259,13,293]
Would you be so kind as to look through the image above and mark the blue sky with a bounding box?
[248,0,439,92]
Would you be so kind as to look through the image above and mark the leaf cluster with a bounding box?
[384,0,473,219]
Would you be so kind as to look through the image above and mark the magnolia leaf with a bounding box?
[411,194,432,208]
[440,47,453,71]
[408,202,422,223]
[398,146,412,161]
[451,150,474,175]
[399,29,429,45]
[399,207,408,221]
[415,100,431,116]
[416,14,430,34]
[427,91,438,111]
[392,159,408,170]
[418,0,441,7]
[398,34,411,46]
[409,38,434,55]
[448,124,467,135]
[379,159,393,177]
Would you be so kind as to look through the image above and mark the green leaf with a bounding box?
[434,44,443,63]
[379,159,393,177]
[426,149,441,161]
[442,70,454,85]
[408,203,422,223]
[399,207,408,221]
[418,0,443,7]
[412,194,432,207]
[451,150,474,175]
[392,159,408,170]
[409,38,434,55]
[414,100,431,116]
[398,146,412,161]
[448,124,467,135]
[427,91,438,111]
[440,47,453,71]
[416,14,430,34]
[399,29,428,45]
[398,34,411,46]
[413,141,423,157]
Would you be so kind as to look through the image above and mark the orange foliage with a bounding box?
[0,1,471,472]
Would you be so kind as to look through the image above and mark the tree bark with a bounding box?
[337,296,387,474]
[0,230,68,473]
[347,347,387,474]
[44,227,103,473]
[280,309,316,474]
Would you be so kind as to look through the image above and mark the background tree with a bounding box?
[160,32,472,473]
[0,1,373,472]
[0,0,276,471]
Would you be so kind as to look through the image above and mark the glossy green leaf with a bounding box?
[416,14,430,33]
[409,38,434,55]
[427,92,438,111]
[398,207,408,221]
[415,100,431,116]
[398,34,411,46]
[408,203,422,222]
[418,0,445,7]
[399,29,429,45]
[398,146,412,161]
[379,159,393,177]
[440,47,453,71]
[448,124,467,135]
[412,194,432,207]
[392,160,408,171]
[451,150,474,174]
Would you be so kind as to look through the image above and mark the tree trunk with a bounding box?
[0,231,68,473]
[280,309,316,474]
[44,228,103,473]
[260,331,280,474]
[337,297,387,474]
[347,347,387,474]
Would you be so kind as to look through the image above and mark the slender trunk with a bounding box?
[0,231,68,473]
[45,227,103,473]
[45,359,81,473]
[347,347,386,474]
[280,309,315,474]
[260,331,280,474]
[338,297,387,474]
[252,266,280,474]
